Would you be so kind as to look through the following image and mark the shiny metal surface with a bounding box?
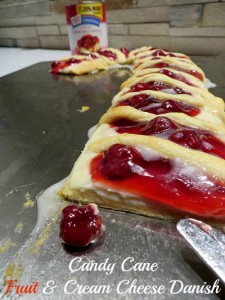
[177,219,225,285]
[0,57,225,299]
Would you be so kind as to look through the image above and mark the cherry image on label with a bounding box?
[77,34,100,52]
[60,203,103,247]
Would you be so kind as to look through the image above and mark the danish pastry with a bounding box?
[58,46,225,227]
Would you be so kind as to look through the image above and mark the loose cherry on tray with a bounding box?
[59,203,103,247]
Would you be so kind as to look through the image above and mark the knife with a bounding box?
[177,218,225,285]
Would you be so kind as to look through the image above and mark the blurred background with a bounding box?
[0,0,225,55]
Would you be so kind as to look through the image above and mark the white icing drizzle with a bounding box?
[90,203,100,215]
[204,78,216,89]
[172,158,215,190]
[160,88,178,94]
[88,125,97,138]
[32,178,67,234]
[136,146,161,161]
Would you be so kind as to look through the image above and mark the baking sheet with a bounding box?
[0,56,225,299]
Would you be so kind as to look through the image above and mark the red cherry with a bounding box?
[169,129,202,149]
[59,204,103,247]
[153,62,169,68]
[51,61,60,69]
[120,47,130,57]
[141,117,178,135]
[151,50,175,57]
[129,93,151,108]
[99,144,141,179]
[68,58,82,64]
[161,100,182,111]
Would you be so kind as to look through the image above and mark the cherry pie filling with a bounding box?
[129,82,191,95]
[97,50,117,61]
[157,69,196,86]
[90,144,225,219]
[111,116,225,160]
[77,34,100,51]
[120,47,130,58]
[116,93,200,116]
[148,60,204,81]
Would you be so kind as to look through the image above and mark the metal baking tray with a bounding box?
[0,56,225,299]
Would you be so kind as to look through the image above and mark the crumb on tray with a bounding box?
[0,238,16,254]
[23,192,34,208]
[77,106,90,113]
[14,221,24,233]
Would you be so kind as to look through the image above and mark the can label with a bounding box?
[65,1,108,55]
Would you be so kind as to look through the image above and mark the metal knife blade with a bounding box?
[177,218,225,285]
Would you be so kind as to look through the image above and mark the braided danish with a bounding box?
[58,47,225,227]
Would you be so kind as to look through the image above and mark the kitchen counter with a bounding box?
[0,47,70,77]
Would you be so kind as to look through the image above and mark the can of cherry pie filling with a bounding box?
[65,0,108,55]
